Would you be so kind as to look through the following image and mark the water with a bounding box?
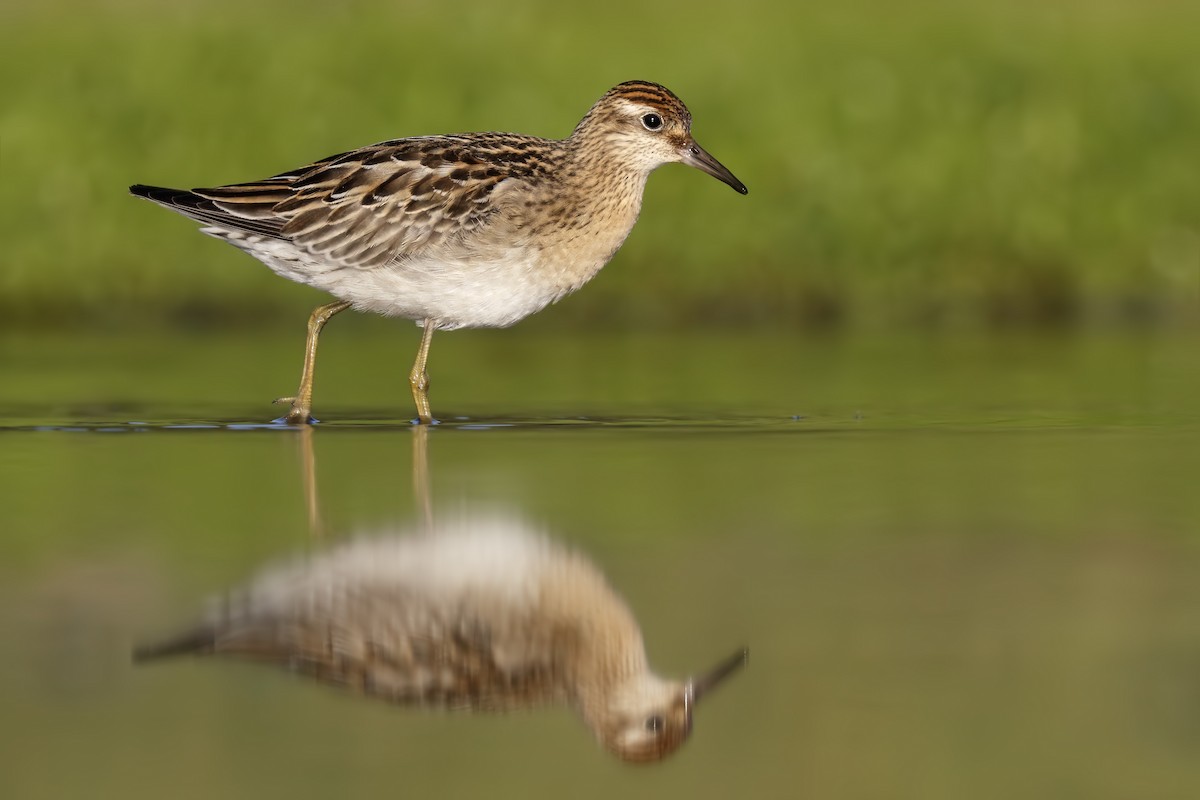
[1,326,1197,799]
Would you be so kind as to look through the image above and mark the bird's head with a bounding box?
[575,80,747,195]
[591,647,749,763]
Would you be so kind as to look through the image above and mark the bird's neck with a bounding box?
[561,126,652,190]
[554,133,649,235]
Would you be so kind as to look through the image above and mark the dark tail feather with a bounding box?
[128,183,286,238]
[129,183,222,219]
[130,183,192,203]
[132,626,217,664]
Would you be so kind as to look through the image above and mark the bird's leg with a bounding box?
[409,320,436,424]
[274,300,351,424]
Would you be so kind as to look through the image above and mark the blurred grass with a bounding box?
[1,0,1198,331]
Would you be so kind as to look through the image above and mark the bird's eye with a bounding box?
[645,714,665,733]
[641,113,664,131]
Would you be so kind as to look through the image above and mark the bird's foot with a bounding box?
[272,396,314,425]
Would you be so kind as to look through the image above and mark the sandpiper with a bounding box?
[131,81,747,424]
[134,517,748,762]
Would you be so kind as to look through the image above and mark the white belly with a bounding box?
[308,249,571,330]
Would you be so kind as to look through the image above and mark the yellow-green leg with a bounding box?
[275,300,351,424]
[409,320,436,424]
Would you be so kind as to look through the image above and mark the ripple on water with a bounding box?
[0,404,822,434]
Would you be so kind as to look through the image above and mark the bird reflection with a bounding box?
[137,429,746,762]
[294,424,432,538]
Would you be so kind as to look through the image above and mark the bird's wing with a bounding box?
[137,587,571,713]
[187,134,552,270]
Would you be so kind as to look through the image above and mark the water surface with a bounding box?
[1,328,1197,799]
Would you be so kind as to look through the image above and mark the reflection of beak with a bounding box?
[682,140,749,195]
[684,646,750,726]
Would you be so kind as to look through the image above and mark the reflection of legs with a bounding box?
[412,424,433,531]
[297,425,325,538]
[276,300,351,425]
[409,320,436,424]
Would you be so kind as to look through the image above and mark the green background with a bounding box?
[2,0,1197,331]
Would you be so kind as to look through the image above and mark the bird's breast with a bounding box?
[512,178,645,295]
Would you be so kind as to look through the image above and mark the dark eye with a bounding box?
[641,113,663,131]
[645,714,665,733]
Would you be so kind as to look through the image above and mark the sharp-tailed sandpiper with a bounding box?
[131,81,747,423]
[134,517,748,762]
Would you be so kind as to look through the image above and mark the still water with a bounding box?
[1,326,1197,799]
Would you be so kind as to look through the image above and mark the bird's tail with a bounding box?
[129,183,200,206]
[129,183,287,238]
[132,626,217,664]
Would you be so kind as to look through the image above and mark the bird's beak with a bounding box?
[682,140,748,195]
[685,646,749,724]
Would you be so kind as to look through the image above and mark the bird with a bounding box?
[130,80,747,424]
[133,516,749,762]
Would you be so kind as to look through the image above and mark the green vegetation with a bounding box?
[2,0,1197,330]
